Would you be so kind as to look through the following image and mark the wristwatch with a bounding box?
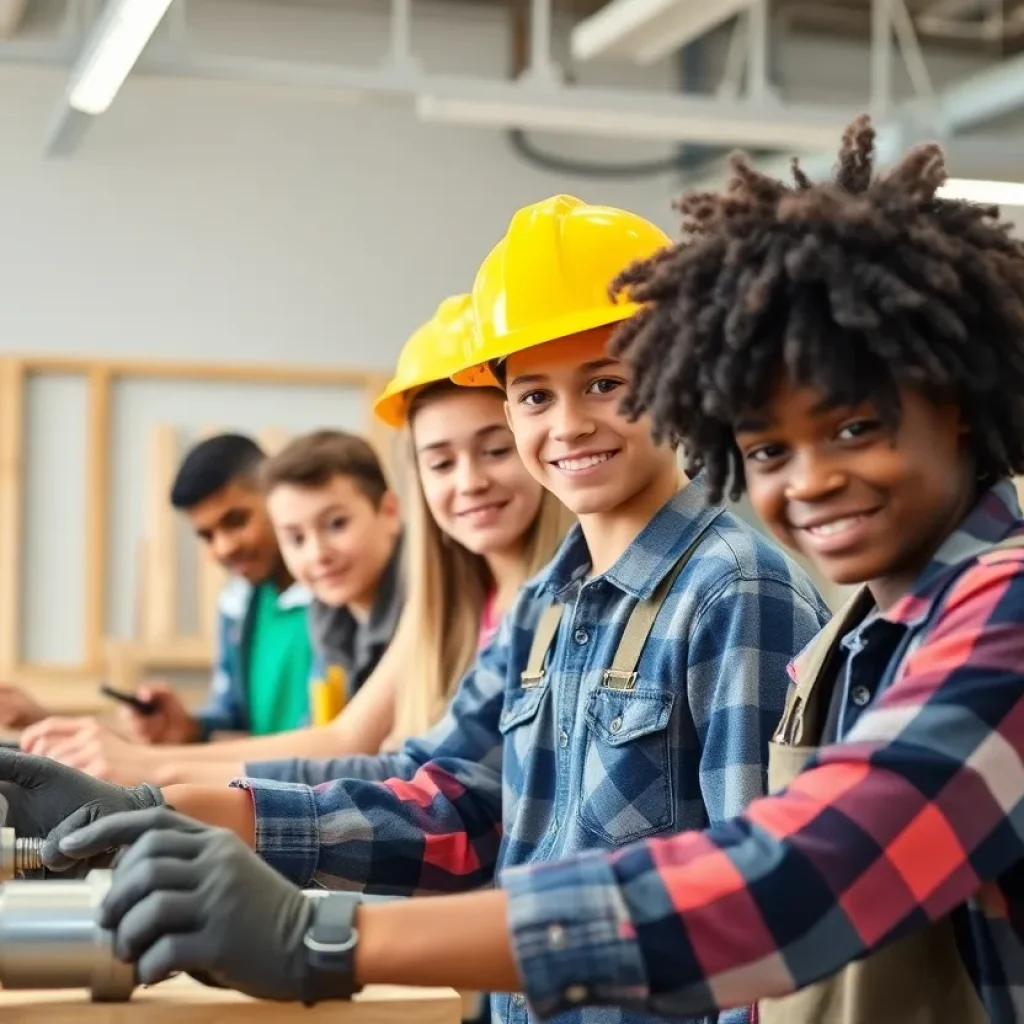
[301,892,364,1005]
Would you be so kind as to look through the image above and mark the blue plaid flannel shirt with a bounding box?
[232,475,831,1024]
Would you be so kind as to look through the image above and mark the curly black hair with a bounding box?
[610,114,1024,502]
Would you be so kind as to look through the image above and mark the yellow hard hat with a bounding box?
[374,294,477,428]
[452,195,671,387]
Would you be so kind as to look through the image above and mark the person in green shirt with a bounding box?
[245,575,314,737]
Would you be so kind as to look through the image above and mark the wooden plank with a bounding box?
[141,424,180,642]
[106,637,213,664]
[193,424,225,643]
[0,359,25,676]
[16,354,374,389]
[1,674,107,714]
[0,975,461,1024]
[198,554,227,645]
[83,368,112,671]
[104,637,214,696]
[363,373,399,491]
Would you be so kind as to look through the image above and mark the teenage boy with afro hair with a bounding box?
[3,115,1024,1024]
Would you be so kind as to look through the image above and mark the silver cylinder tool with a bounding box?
[0,868,136,1000]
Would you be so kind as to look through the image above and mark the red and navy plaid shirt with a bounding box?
[503,478,1024,1023]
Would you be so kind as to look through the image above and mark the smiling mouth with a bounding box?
[553,451,619,472]
[797,509,881,538]
[316,568,349,583]
[458,501,508,518]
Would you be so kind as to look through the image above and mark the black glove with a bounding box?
[0,749,163,872]
[58,806,315,1000]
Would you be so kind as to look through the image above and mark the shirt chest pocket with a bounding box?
[578,686,675,845]
[498,685,550,814]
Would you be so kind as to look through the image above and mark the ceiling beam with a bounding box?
[570,0,754,64]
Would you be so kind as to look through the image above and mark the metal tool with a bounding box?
[0,807,400,1003]
[0,825,44,882]
[0,868,136,1000]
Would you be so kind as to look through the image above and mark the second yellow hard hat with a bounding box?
[374,293,476,428]
[452,195,671,387]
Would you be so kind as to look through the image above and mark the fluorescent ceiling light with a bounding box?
[68,0,174,115]
[571,0,754,65]
[939,178,1024,206]
[416,84,850,151]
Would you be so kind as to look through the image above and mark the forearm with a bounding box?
[355,889,519,994]
[155,760,245,786]
[231,760,502,893]
[162,784,256,846]
[176,723,376,763]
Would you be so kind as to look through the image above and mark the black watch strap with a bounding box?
[302,892,363,1006]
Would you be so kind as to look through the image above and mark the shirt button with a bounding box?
[850,685,872,707]
[574,628,589,645]
[564,985,588,1003]
[512,993,526,1007]
[559,729,569,748]
[547,923,568,950]
[610,715,623,733]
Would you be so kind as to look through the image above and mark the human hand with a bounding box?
[21,715,101,755]
[0,748,163,872]
[0,684,50,730]
[119,682,199,746]
[21,718,160,787]
[59,807,314,1000]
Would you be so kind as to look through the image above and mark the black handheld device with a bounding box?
[98,684,159,716]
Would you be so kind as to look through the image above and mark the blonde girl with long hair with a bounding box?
[380,361,571,746]
[23,295,571,786]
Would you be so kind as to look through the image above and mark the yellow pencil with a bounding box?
[310,664,347,725]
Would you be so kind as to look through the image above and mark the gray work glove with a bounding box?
[58,806,315,1000]
[0,749,163,872]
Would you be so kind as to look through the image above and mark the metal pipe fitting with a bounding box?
[0,869,135,1000]
[0,825,44,881]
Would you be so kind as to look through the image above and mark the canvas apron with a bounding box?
[758,536,1024,1024]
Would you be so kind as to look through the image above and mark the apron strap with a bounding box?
[520,603,564,689]
[773,586,874,746]
[602,533,705,692]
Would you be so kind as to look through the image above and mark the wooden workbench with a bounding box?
[0,974,462,1022]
